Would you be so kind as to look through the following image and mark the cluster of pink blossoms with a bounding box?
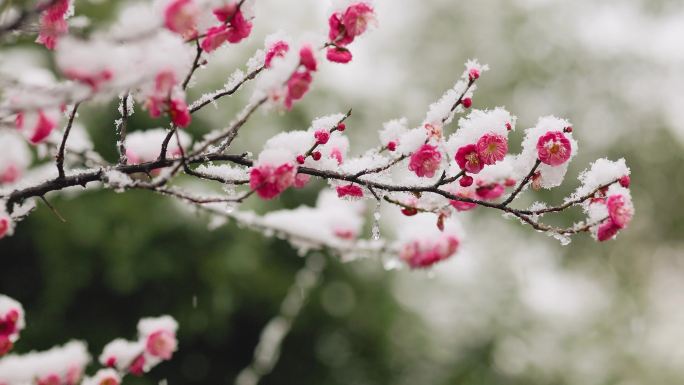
[0,294,177,385]
[590,177,634,241]
[284,46,318,110]
[36,0,71,50]
[0,296,24,357]
[163,0,253,52]
[99,316,178,377]
[325,2,376,63]
[249,149,297,200]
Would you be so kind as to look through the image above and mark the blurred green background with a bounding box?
[2,0,684,384]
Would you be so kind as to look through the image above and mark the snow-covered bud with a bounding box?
[314,130,330,145]
[398,214,461,269]
[619,175,631,188]
[250,149,296,200]
[468,68,480,81]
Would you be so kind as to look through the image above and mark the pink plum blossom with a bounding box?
[250,163,296,200]
[326,47,352,63]
[400,235,460,269]
[145,330,177,360]
[264,41,289,68]
[536,131,572,166]
[299,45,317,72]
[164,0,198,39]
[475,183,505,200]
[63,68,113,91]
[606,194,633,228]
[408,144,442,178]
[476,133,507,165]
[597,220,621,242]
[455,144,484,174]
[284,71,313,110]
[341,3,375,39]
[168,98,191,127]
[336,184,364,198]
[314,129,330,144]
[36,0,70,50]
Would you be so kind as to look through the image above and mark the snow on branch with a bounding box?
[0,0,634,271]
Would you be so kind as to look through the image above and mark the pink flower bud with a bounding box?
[169,98,191,128]
[387,141,397,151]
[337,123,346,131]
[314,130,330,144]
[164,0,198,39]
[459,175,473,187]
[468,68,480,81]
[312,151,322,161]
[284,71,313,110]
[606,194,633,229]
[296,155,305,164]
[475,183,505,201]
[619,175,630,188]
[462,97,472,108]
[401,207,418,216]
[250,162,296,200]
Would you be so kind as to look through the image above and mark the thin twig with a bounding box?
[56,103,80,179]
